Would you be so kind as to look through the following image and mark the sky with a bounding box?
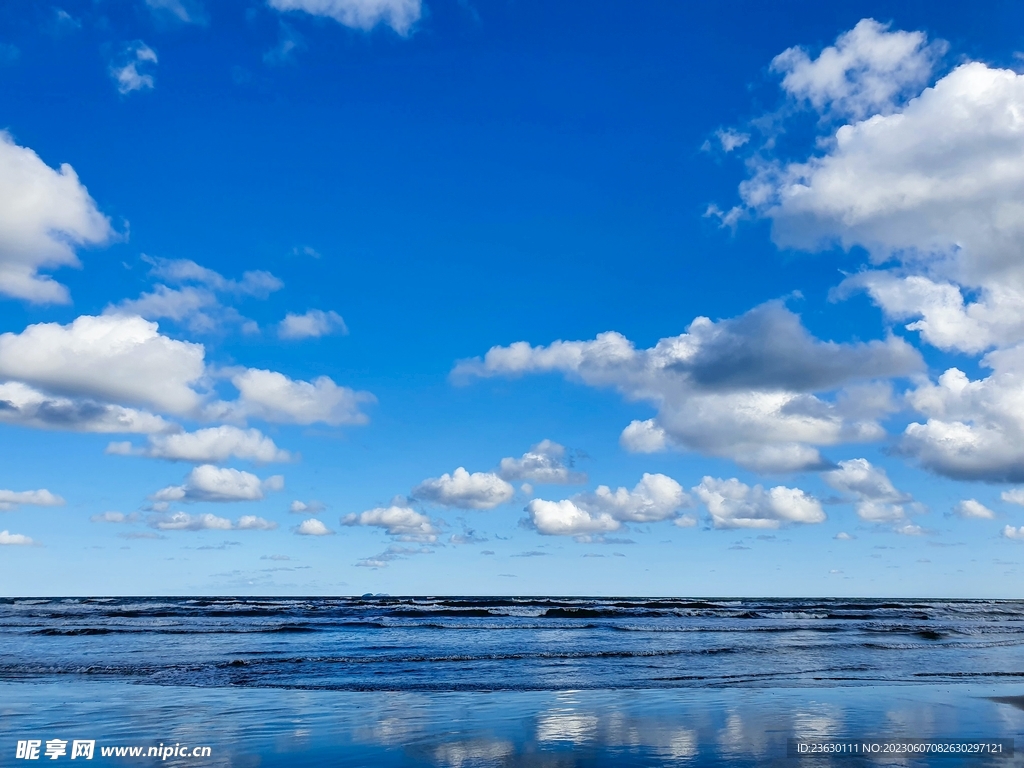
[2,0,1024,597]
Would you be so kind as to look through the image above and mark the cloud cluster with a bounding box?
[693,477,825,529]
[110,256,283,334]
[342,505,438,542]
[412,468,514,510]
[107,426,290,464]
[0,488,64,511]
[278,309,347,340]
[821,458,912,522]
[498,440,586,485]
[0,132,114,304]
[525,473,689,537]
[110,42,158,95]
[268,0,421,35]
[455,301,920,472]
[149,511,278,531]
[151,465,284,503]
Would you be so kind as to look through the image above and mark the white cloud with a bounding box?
[1004,525,1024,540]
[278,310,348,340]
[412,468,514,510]
[236,515,278,530]
[342,505,438,542]
[619,419,668,453]
[110,42,158,95]
[498,440,586,484]
[295,518,333,536]
[145,0,204,23]
[268,0,421,35]
[0,381,173,434]
[743,51,1024,361]
[109,257,283,333]
[151,512,232,531]
[894,523,923,536]
[525,473,690,537]
[716,129,750,152]
[0,488,64,512]
[355,544,432,568]
[693,476,825,529]
[954,499,995,520]
[289,500,325,514]
[151,465,284,503]
[821,458,912,522]
[0,132,114,303]
[771,18,942,119]
[1002,489,1024,506]
[454,301,920,472]
[0,530,34,545]
[90,511,137,523]
[0,314,206,416]
[149,511,277,531]
[107,426,290,463]
[223,368,374,426]
[900,347,1024,481]
[835,531,854,540]
[525,499,621,537]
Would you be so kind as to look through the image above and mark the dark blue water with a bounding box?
[2,597,1023,766]
[2,597,1023,690]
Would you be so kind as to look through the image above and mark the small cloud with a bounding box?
[673,514,697,528]
[834,531,855,540]
[289,500,326,514]
[278,310,348,340]
[261,554,292,561]
[0,489,65,511]
[0,530,35,546]
[954,499,995,520]
[119,531,166,540]
[110,41,158,95]
[480,550,495,555]
[511,550,549,558]
[894,523,924,536]
[1004,525,1024,540]
[90,511,140,524]
[291,246,321,258]
[295,518,334,536]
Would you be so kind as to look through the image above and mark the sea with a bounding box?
[1,596,1022,766]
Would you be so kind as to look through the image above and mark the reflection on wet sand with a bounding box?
[2,681,1023,766]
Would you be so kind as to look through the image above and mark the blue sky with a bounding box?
[2,0,1024,596]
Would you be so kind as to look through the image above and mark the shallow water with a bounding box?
[2,597,1024,766]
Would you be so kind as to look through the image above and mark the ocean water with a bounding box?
[1,597,1023,766]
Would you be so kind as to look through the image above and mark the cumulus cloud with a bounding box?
[1002,489,1024,506]
[289,500,325,514]
[954,499,994,520]
[771,18,942,119]
[0,488,64,511]
[110,42,158,94]
[151,465,284,503]
[821,458,912,522]
[0,315,206,416]
[236,515,278,530]
[525,473,690,537]
[342,505,438,542]
[900,349,1024,482]
[221,368,375,426]
[268,0,421,35]
[0,132,114,303]
[0,381,172,434]
[295,518,333,535]
[1004,525,1024,540]
[412,468,514,510]
[454,301,920,472]
[278,310,348,340]
[0,530,34,545]
[693,476,825,529]
[107,426,291,463]
[498,440,586,484]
